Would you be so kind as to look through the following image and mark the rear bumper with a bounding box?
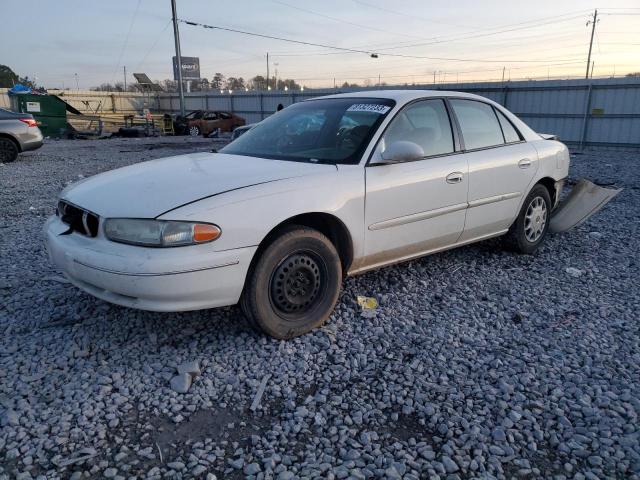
[20,129,44,152]
[44,215,256,312]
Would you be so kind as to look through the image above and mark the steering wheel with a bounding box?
[337,126,368,151]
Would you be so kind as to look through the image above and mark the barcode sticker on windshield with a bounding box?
[347,104,391,114]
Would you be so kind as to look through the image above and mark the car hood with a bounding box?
[61,152,336,218]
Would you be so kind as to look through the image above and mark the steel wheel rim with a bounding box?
[189,126,199,136]
[269,250,328,319]
[524,196,547,243]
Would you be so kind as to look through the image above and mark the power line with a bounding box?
[269,30,588,57]
[136,18,172,72]
[355,1,592,34]
[179,19,379,56]
[372,14,590,53]
[269,10,592,58]
[179,18,587,64]
[111,0,142,85]
[269,0,429,40]
[351,0,481,29]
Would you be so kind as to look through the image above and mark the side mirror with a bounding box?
[378,141,425,164]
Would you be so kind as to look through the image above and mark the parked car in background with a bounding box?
[47,90,617,340]
[229,123,256,141]
[173,110,246,137]
[0,108,44,162]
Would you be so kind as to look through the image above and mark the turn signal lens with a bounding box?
[193,224,221,243]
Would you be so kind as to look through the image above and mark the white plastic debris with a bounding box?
[250,374,271,411]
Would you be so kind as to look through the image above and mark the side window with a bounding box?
[450,99,504,150]
[495,109,522,143]
[382,99,454,158]
[204,112,218,120]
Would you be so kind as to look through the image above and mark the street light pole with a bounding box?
[171,0,186,115]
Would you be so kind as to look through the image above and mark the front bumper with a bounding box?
[44,215,256,312]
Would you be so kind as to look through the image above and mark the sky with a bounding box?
[1,0,639,89]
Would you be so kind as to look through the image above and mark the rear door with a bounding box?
[363,99,468,269]
[449,99,539,241]
[217,112,233,131]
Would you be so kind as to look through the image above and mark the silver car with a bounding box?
[0,108,44,162]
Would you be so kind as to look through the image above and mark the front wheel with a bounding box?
[189,125,201,137]
[240,226,342,339]
[504,184,551,254]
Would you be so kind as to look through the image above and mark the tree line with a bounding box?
[92,73,303,93]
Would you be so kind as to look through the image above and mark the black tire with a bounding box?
[241,225,342,339]
[189,125,201,137]
[504,184,552,254]
[0,137,19,163]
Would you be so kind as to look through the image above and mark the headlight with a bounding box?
[104,219,221,247]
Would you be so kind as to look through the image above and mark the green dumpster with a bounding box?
[12,94,76,138]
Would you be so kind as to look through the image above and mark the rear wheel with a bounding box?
[189,125,201,137]
[241,226,342,339]
[504,184,551,254]
[0,137,19,163]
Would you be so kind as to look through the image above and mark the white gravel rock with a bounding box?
[177,360,201,377]
[0,139,638,479]
[170,373,193,394]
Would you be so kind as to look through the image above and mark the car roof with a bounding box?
[310,88,539,141]
[312,89,490,103]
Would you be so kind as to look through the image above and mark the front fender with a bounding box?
[158,167,366,260]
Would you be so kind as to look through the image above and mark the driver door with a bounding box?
[363,99,468,269]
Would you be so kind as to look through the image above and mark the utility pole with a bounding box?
[171,0,185,115]
[590,61,595,79]
[274,63,279,90]
[502,66,505,83]
[585,9,599,79]
[378,74,381,87]
[123,66,127,91]
[266,53,269,90]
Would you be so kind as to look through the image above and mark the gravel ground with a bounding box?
[1,137,639,480]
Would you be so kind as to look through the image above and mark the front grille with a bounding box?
[57,200,99,237]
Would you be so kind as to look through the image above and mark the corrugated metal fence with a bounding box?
[3,78,639,148]
[156,77,640,149]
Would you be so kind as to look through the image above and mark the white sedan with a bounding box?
[46,90,574,339]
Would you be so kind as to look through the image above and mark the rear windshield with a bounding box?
[221,98,395,164]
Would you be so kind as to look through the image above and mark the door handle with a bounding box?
[518,158,532,169]
[446,172,464,184]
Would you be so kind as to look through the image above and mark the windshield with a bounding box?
[221,98,395,164]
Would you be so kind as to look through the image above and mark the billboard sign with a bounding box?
[172,56,200,80]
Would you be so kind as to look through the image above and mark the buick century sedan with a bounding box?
[47,90,599,339]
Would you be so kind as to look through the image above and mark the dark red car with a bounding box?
[175,110,246,136]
